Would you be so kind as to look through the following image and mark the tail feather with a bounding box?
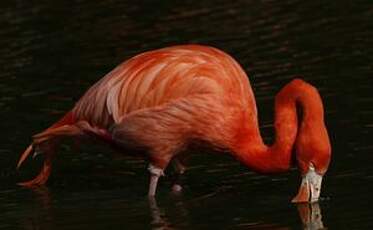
[32,125,81,144]
[17,111,77,186]
[17,158,52,187]
[17,145,34,169]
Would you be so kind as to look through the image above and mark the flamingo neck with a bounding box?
[233,79,323,174]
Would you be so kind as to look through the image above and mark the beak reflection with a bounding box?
[296,202,325,230]
[292,164,323,203]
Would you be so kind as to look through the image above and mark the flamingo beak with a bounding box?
[292,164,323,203]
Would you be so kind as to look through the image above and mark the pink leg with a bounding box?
[171,158,186,192]
[148,164,165,196]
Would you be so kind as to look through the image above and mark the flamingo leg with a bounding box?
[148,164,165,196]
[171,158,186,192]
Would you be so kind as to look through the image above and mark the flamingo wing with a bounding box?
[110,93,239,168]
[72,45,256,130]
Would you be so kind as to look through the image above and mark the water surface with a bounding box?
[1,0,373,229]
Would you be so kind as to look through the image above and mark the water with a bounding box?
[1,0,373,229]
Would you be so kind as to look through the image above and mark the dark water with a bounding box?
[1,0,373,229]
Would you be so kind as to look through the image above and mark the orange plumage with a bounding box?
[18,45,331,202]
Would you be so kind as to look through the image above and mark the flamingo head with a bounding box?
[291,163,323,203]
[291,133,331,203]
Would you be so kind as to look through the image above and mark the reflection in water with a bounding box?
[296,203,325,230]
[149,196,327,230]
[31,186,53,210]
[148,197,173,230]
[21,186,54,230]
[22,187,328,230]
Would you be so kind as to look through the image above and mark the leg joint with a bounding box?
[148,164,164,177]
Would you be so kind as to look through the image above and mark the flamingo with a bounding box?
[17,45,331,202]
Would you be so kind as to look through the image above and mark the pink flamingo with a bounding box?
[17,45,331,202]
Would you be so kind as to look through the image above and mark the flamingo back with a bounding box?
[73,45,256,128]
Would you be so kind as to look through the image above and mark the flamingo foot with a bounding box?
[171,174,184,193]
[171,158,186,193]
[171,184,183,192]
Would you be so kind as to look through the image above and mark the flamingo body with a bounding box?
[74,45,256,129]
[72,45,257,165]
[18,45,331,202]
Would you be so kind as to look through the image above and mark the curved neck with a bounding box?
[233,79,325,174]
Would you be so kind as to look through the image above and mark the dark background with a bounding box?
[1,0,372,229]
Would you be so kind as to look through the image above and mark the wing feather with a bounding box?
[72,45,254,129]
